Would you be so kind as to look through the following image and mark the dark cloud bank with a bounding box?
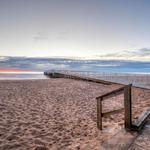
[0,49,150,74]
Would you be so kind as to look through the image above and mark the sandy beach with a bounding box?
[0,78,150,150]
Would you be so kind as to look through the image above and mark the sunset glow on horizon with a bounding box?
[0,69,41,74]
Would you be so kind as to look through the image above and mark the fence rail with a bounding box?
[96,86,125,101]
[96,84,150,131]
[96,84,132,130]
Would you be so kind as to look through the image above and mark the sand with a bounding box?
[0,78,150,150]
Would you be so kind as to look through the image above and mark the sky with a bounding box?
[0,0,150,58]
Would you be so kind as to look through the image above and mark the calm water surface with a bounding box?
[0,72,48,80]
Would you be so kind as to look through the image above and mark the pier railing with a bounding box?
[96,84,132,130]
[44,72,112,85]
[96,84,150,131]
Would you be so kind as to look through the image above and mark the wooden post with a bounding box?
[124,84,132,129]
[97,98,102,130]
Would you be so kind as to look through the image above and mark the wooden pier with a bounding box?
[44,71,150,131]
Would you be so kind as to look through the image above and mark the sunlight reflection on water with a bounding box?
[0,72,48,80]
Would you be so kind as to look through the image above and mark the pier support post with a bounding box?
[97,98,102,130]
[124,84,132,130]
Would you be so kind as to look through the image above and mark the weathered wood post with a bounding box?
[97,97,102,130]
[124,84,132,130]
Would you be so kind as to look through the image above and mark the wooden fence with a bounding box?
[96,84,132,130]
[96,84,150,131]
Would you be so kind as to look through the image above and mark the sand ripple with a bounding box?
[0,79,150,150]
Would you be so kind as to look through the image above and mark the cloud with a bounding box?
[56,29,69,40]
[96,48,150,61]
[35,63,70,70]
[33,30,69,41]
[0,56,9,61]
[58,30,69,35]
[94,64,120,67]
[131,48,150,56]
[33,32,49,41]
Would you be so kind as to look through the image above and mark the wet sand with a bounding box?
[0,78,150,150]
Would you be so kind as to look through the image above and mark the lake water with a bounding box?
[0,72,48,80]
